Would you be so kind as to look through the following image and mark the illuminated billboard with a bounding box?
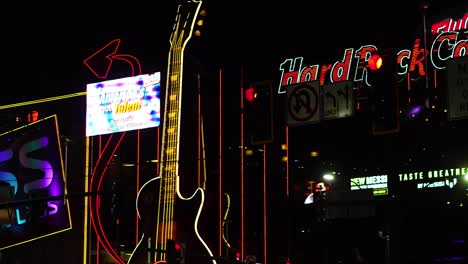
[350,175,389,196]
[0,115,72,250]
[86,72,161,136]
[350,175,388,190]
[399,167,467,190]
[349,166,468,196]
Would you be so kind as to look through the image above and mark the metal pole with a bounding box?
[379,226,391,264]
[385,232,391,264]
[147,237,151,264]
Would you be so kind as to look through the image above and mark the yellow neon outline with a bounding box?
[83,136,90,264]
[176,176,217,264]
[0,92,86,110]
[221,193,231,249]
[128,1,217,263]
[127,177,159,264]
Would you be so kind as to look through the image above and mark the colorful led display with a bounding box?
[0,115,72,250]
[86,71,161,136]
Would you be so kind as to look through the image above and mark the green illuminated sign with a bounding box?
[398,167,467,182]
[373,188,388,196]
[417,178,458,189]
[350,175,388,190]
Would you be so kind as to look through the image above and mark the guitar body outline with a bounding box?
[127,175,217,264]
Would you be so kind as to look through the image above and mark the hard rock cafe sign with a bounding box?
[277,12,468,94]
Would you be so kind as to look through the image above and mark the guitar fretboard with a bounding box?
[156,44,183,246]
[152,2,204,262]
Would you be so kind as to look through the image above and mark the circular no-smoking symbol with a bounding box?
[288,83,319,122]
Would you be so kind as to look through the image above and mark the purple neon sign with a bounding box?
[0,115,72,250]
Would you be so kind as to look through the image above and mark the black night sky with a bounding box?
[1,1,467,264]
[4,0,464,99]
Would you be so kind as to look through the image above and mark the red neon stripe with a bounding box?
[286,127,289,197]
[263,144,267,264]
[111,54,142,77]
[83,39,121,79]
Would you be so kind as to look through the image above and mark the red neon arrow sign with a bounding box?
[83,38,142,78]
[86,38,143,264]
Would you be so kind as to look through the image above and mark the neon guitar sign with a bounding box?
[127,0,217,263]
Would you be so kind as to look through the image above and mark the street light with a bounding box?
[323,173,335,181]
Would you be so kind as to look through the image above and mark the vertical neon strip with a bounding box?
[286,126,289,197]
[198,74,202,188]
[157,127,160,176]
[96,135,101,264]
[263,143,267,264]
[218,68,223,256]
[285,126,291,261]
[83,136,90,264]
[136,130,140,244]
[240,65,245,260]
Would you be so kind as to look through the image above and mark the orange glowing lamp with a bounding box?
[368,54,383,71]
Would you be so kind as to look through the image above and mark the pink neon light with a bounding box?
[263,144,267,264]
[95,134,126,263]
[89,133,126,264]
[431,12,468,34]
[89,136,118,262]
[83,39,142,79]
[89,136,121,263]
